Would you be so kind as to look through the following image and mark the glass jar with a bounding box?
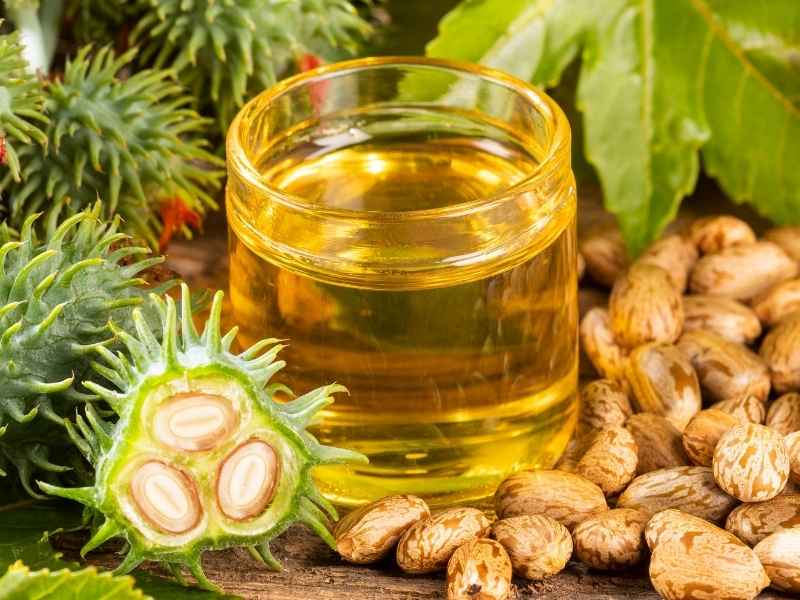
[226,57,578,508]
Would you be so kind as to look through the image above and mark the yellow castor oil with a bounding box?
[226,58,578,507]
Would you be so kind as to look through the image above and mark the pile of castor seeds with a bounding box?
[331,215,800,600]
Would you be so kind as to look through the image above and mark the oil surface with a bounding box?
[228,112,578,507]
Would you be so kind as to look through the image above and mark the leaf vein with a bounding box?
[688,0,800,119]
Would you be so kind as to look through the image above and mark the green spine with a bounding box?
[130,0,372,132]
[0,27,48,181]
[40,284,366,591]
[0,202,173,495]
[0,46,224,246]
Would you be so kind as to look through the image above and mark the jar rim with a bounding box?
[226,55,572,222]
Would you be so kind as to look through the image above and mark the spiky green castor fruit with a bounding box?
[0,202,174,496]
[0,27,48,181]
[40,284,367,591]
[130,0,371,133]
[0,45,224,246]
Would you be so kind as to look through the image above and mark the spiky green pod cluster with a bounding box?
[40,284,366,590]
[64,0,142,45]
[130,0,371,132]
[0,27,48,181]
[0,202,173,496]
[0,46,224,245]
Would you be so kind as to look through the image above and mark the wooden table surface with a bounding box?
[70,202,779,599]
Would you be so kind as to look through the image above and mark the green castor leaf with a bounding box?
[0,202,175,497]
[40,284,367,591]
[130,0,371,133]
[0,561,151,600]
[0,27,48,182]
[0,45,225,246]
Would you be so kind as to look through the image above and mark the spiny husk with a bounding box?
[130,0,371,132]
[0,45,224,246]
[0,202,174,496]
[0,27,48,181]
[40,284,366,591]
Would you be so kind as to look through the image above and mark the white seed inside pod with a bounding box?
[130,461,202,533]
[217,440,279,521]
[154,393,238,451]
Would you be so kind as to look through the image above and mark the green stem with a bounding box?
[4,0,62,73]
[38,0,63,66]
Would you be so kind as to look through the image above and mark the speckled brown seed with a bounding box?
[617,466,738,523]
[491,515,572,580]
[554,433,596,473]
[625,413,689,475]
[764,225,800,263]
[334,495,430,564]
[446,538,512,600]
[713,423,790,502]
[625,343,701,431]
[609,263,684,349]
[753,528,800,593]
[689,240,797,300]
[396,507,491,574]
[766,392,800,435]
[677,329,771,402]
[787,431,800,485]
[580,307,627,381]
[644,508,723,550]
[572,508,648,570]
[575,426,638,496]
[725,494,800,546]
[752,278,800,327]
[494,470,607,531]
[681,409,739,467]
[637,234,698,291]
[649,520,769,600]
[688,215,756,254]
[682,295,762,345]
[709,395,767,425]
[761,311,800,393]
[579,222,629,288]
[578,379,633,434]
